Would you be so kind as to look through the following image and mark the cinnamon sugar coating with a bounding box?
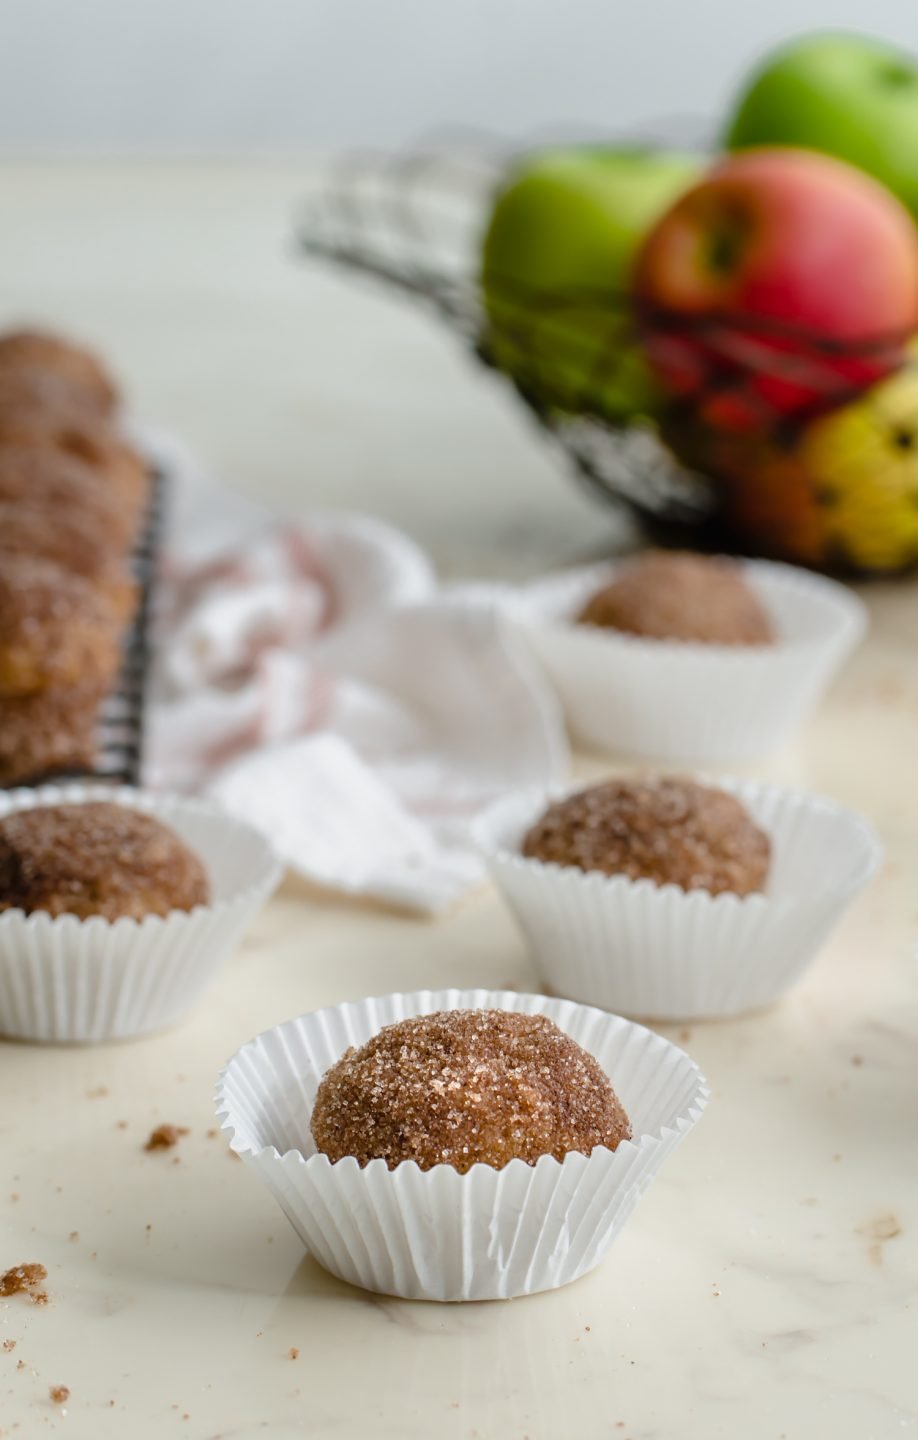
[578,551,774,646]
[0,685,104,785]
[0,555,122,698]
[311,1009,631,1173]
[0,444,140,551]
[0,503,137,622]
[0,802,211,920]
[0,328,119,415]
[523,777,770,897]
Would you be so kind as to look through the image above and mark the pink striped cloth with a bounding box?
[144,432,567,913]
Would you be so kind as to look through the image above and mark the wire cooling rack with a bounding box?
[91,465,165,785]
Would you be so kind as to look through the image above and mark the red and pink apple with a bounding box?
[633,147,918,431]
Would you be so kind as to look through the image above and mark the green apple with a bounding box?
[725,32,918,219]
[480,147,700,421]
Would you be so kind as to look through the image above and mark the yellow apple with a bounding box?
[665,351,918,572]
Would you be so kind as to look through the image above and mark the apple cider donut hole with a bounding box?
[311,1008,632,1173]
[0,503,137,623]
[0,685,105,786]
[0,445,140,551]
[0,555,122,698]
[578,551,774,646]
[523,776,771,897]
[0,329,120,416]
[0,802,211,921]
[0,377,148,526]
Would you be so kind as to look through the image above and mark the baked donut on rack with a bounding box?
[0,328,119,416]
[0,555,122,699]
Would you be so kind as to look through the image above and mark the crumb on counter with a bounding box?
[0,1263,48,1305]
[144,1124,189,1152]
[49,1384,70,1404]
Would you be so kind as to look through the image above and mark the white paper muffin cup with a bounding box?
[216,988,708,1302]
[508,558,866,760]
[475,777,881,1021]
[0,783,282,1043]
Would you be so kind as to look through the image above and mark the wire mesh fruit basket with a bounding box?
[297,141,918,575]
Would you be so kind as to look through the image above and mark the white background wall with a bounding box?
[1,0,917,153]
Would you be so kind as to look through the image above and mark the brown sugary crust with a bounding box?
[0,555,122,698]
[0,444,140,551]
[578,550,774,646]
[0,685,104,785]
[523,777,771,897]
[311,1008,632,1173]
[0,802,211,920]
[0,328,119,414]
[0,504,137,623]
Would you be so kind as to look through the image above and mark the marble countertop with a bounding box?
[1,162,916,1440]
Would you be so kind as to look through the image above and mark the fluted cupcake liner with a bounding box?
[508,558,866,761]
[0,784,282,1043]
[216,988,708,1302]
[475,778,881,1021]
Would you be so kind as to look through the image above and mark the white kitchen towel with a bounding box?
[142,429,568,914]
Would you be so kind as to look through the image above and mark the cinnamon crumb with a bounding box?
[206,1129,218,1139]
[288,1347,299,1360]
[68,1232,78,1243]
[143,1124,188,1152]
[116,1121,128,1131]
[0,1263,48,1305]
[87,1086,109,1099]
[17,1358,25,1369]
[9,1194,19,1204]
[2,1339,15,1352]
[49,1385,69,1404]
